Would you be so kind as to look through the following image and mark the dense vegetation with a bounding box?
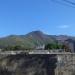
[44,43,72,52]
[44,43,63,50]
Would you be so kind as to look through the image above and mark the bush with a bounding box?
[44,43,63,50]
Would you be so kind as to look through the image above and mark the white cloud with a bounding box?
[58,25,70,29]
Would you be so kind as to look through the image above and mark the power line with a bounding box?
[50,0,75,8]
[63,0,75,6]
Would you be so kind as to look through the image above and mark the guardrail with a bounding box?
[0,50,75,55]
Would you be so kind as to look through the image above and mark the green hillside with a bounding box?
[0,31,57,50]
[0,31,75,52]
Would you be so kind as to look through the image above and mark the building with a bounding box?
[35,44,45,50]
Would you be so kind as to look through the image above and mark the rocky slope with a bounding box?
[0,54,57,75]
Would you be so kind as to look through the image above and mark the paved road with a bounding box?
[0,50,74,55]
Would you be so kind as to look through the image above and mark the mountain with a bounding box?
[0,31,57,49]
[0,30,75,50]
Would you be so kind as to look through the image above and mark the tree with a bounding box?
[45,43,63,50]
[45,44,52,50]
[62,44,71,52]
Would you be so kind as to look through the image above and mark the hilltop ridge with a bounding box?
[0,30,75,51]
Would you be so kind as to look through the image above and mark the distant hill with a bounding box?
[0,31,57,49]
[0,31,75,51]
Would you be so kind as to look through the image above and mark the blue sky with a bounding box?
[0,0,75,37]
